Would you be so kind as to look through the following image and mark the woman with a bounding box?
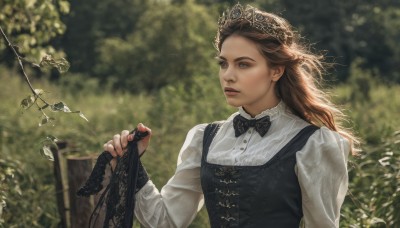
[104,3,357,228]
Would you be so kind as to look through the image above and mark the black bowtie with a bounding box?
[233,114,271,137]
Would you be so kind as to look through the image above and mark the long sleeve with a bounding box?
[296,127,350,228]
[134,124,207,228]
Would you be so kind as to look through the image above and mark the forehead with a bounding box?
[219,35,263,59]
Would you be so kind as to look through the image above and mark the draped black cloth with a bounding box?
[77,130,149,228]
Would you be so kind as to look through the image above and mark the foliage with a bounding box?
[95,0,218,92]
[341,131,400,228]
[45,0,400,88]
[0,68,150,227]
[1,26,88,162]
[256,0,400,82]
[0,69,59,227]
[331,62,400,227]
[0,157,22,225]
[0,0,69,63]
[59,0,150,74]
[2,0,399,89]
[333,59,400,144]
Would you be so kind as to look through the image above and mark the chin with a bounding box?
[225,98,242,108]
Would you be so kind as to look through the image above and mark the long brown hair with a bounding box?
[216,8,359,153]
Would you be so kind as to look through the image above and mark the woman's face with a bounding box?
[218,34,283,117]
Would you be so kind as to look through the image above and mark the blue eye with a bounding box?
[238,62,249,68]
[218,60,228,69]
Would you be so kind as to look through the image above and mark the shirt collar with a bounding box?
[238,101,285,120]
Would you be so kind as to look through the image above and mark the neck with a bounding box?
[243,97,281,118]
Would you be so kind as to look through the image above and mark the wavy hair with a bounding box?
[215,9,359,153]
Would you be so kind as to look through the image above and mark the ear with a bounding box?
[271,65,285,82]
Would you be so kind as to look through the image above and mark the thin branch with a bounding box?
[0,25,50,105]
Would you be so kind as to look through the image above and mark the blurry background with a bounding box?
[0,0,399,227]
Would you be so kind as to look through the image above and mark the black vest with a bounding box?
[200,124,319,228]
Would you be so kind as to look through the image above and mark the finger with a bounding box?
[137,123,152,155]
[137,123,147,133]
[107,144,118,157]
[141,131,151,146]
[130,123,151,141]
[120,130,130,149]
[103,140,113,151]
[103,140,117,157]
[138,123,152,140]
[113,134,123,156]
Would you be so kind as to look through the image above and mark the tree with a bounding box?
[0,0,70,64]
[256,0,400,82]
[59,0,149,75]
[0,1,72,225]
[95,0,218,92]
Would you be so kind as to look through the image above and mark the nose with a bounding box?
[220,65,236,82]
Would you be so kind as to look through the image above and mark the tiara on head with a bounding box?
[218,3,290,44]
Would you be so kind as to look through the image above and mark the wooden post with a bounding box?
[53,141,110,228]
[67,156,93,228]
[51,145,68,228]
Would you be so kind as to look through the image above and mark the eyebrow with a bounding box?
[217,56,256,62]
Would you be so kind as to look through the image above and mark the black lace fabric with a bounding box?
[103,153,149,227]
[103,151,130,227]
[77,130,149,228]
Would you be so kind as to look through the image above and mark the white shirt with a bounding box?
[135,102,350,228]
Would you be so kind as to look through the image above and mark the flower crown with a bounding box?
[218,3,290,44]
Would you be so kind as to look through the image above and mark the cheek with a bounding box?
[242,72,274,97]
[218,71,224,85]
[244,70,270,88]
[251,80,269,94]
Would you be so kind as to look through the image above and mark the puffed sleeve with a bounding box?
[134,124,207,228]
[295,127,350,228]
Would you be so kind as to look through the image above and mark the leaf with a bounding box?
[39,54,70,73]
[50,102,71,112]
[39,115,55,126]
[25,0,37,8]
[51,102,89,121]
[59,1,70,14]
[39,116,48,126]
[56,58,70,73]
[34,89,45,96]
[4,168,14,177]
[39,135,60,161]
[378,157,391,166]
[71,111,89,122]
[369,217,386,225]
[20,95,35,109]
[79,112,88,121]
[40,145,54,161]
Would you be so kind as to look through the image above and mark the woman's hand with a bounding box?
[103,123,152,158]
